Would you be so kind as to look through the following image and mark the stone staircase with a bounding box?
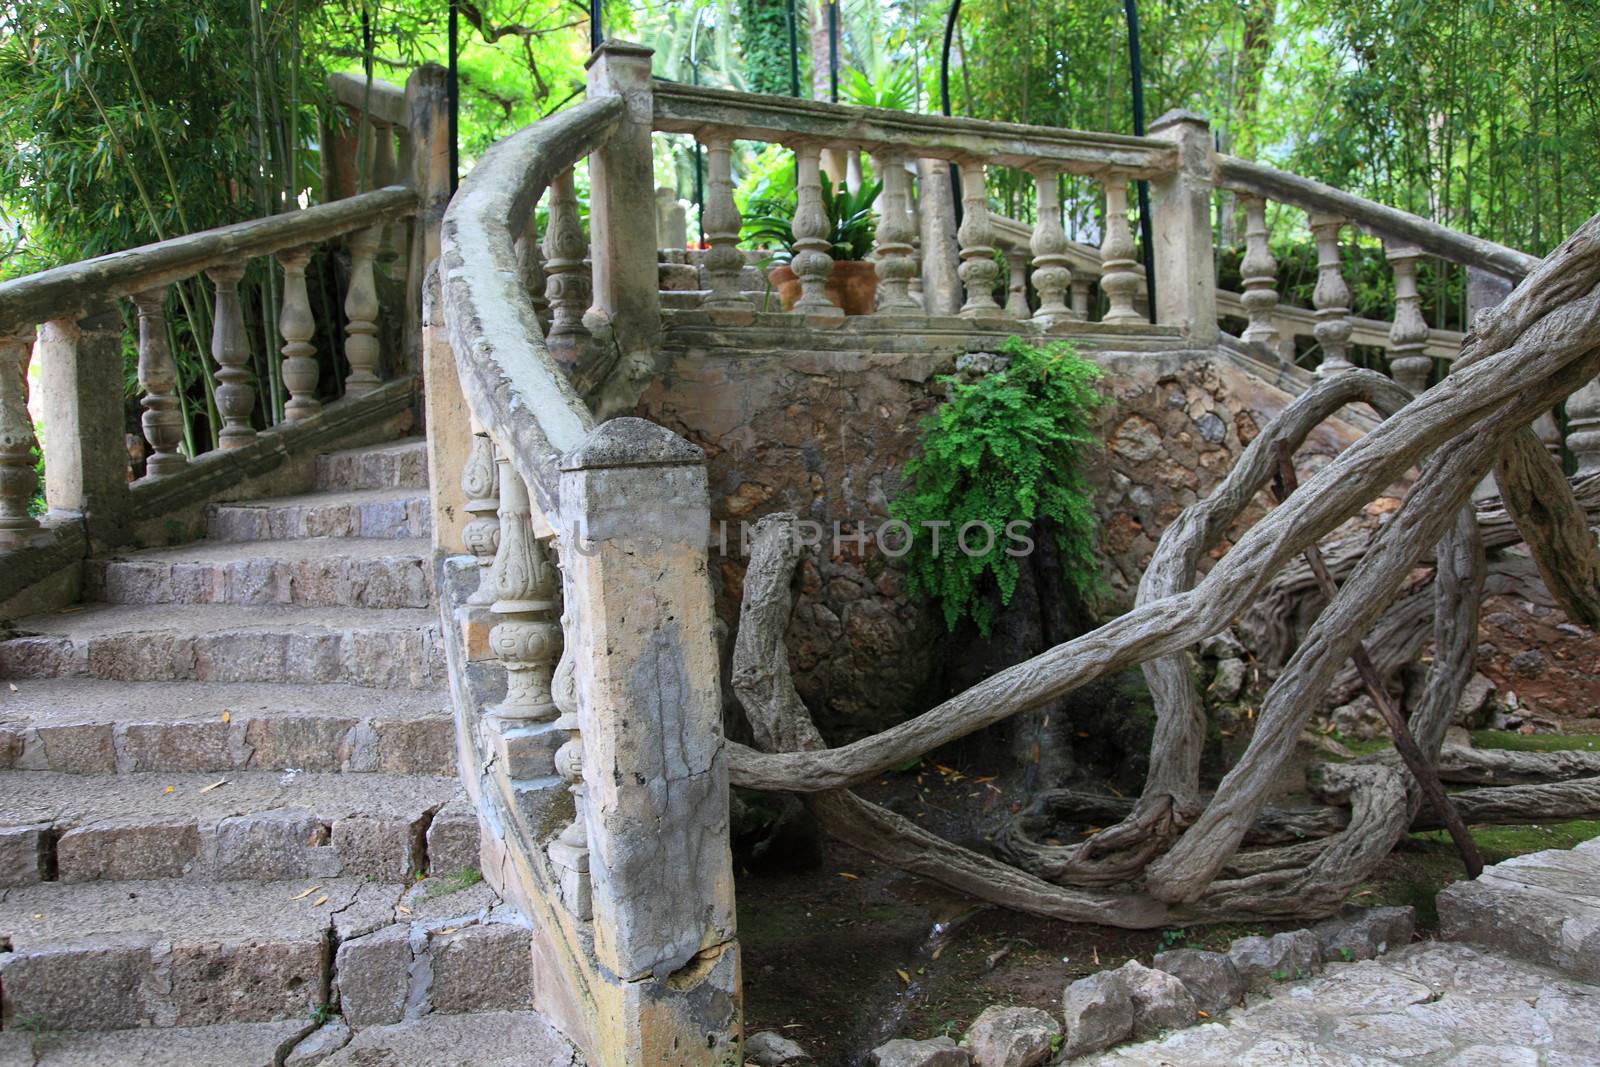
[0,438,582,1066]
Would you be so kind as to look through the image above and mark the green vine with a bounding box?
[891,337,1105,636]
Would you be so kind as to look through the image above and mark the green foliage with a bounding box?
[891,338,1105,636]
[739,0,792,96]
[841,64,917,111]
[741,172,881,263]
[1469,731,1600,754]
[412,867,485,902]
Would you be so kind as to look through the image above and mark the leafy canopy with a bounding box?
[892,337,1105,636]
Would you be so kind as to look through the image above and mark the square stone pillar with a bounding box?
[1148,109,1219,346]
[557,417,740,1065]
[585,42,662,369]
[420,264,472,554]
[38,303,131,542]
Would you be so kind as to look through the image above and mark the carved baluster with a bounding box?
[1238,195,1281,349]
[371,122,407,271]
[460,420,500,606]
[1029,172,1074,328]
[274,247,322,421]
[542,168,592,353]
[1099,174,1143,325]
[516,212,551,333]
[1309,213,1355,376]
[956,160,1002,319]
[343,228,383,395]
[130,288,186,477]
[486,457,562,723]
[791,142,841,317]
[0,330,41,546]
[1071,277,1093,320]
[547,592,592,920]
[907,168,925,308]
[207,263,256,448]
[870,150,919,315]
[1565,381,1600,475]
[699,133,752,311]
[1385,242,1431,394]
[1002,249,1028,319]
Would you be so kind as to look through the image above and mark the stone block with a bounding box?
[1438,847,1600,980]
[56,818,201,882]
[332,814,426,881]
[1061,969,1133,1059]
[193,631,288,683]
[285,1019,353,1067]
[1116,959,1198,1035]
[334,924,412,1026]
[1228,929,1323,987]
[0,635,83,678]
[1312,905,1416,962]
[870,1036,970,1066]
[212,810,338,881]
[243,715,357,773]
[117,720,232,772]
[428,923,533,1014]
[170,936,328,1025]
[488,720,562,780]
[88,632,195,681]
[0,940,157,1030]
[0,824,51,886]
[425,804,482,876]
[35,722,116,772]
[373,718,455,775]
[960,1005,1059,1067]
[1153,947,1243,1014]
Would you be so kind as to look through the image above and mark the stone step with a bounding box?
[0,770,461,884]
[207,486,431,542]
[86,538,433,609]
[0,1020,313,1067]
[0,876,400,1031]
[0,604,445,690]
[313,1011,580,1066]
[1437,837,1600,981]
[0,679,454,775]
[315,439,429,492]
[0,878,546,1040]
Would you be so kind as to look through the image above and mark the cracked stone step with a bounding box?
[0,679,454,776]
[0,1020,313,1066]
[0,604,445,690]
[86,538,434,609]
[0,770,461,884]
[314,1011,582,1066]
[206,486,431,541]
[0,877,402,1031]
[314,439,429,492]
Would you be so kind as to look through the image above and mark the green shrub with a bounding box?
[891,337,1105,636]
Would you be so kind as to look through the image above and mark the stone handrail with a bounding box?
[329,71,409,129]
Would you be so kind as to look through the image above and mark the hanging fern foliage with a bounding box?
[891,337,1105,636]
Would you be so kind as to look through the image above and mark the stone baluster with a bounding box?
[1385,242,1431,394]
[371,123,408,273]
[870,150,919,315]
[956,160,1002,319]
[1030,172,1074,328]
[1565,382,1600,475]
[206,263,256,448]
[699,133,752,312]
[130,288,186,477]
[275,247,322,421]
[907,167,925,308]
[1070,277,1093,320]
[1309,213,1355,376]
[547,593,592,920]
[460,419,500,607]
[486,457,562,724]
[1238,195,1281,350]
[791,142,842,317]
[1004,249,1030,319]
[542,168,592,355]
[516,213,551,332]
[342,228,383,395]
[0,330,41,546]
[1099,174,1143,325]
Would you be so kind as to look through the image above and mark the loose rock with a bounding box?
[870,1035,971,1067]
[745,1030,810,1066]
[1228,929,1322,988]
[1152,948,1243,1014]
[1061,969,1134,1058]
[960,1005,1059,1067]
[1115,959,1198,1034]
[1312,906,1416,963]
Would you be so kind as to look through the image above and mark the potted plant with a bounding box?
[743,174,883,315]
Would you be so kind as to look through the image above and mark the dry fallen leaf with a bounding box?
[198,779,227,794]
[7,682,17,692]
[1197,1010,1210,1018]
[291,886,321,901]
[837,871,859,881]
[896,969,911,985]
[931,944,945,960]
[396,904,412,915]
[311,894,330,908]
[164,785,175,794]
[221,710,231,723]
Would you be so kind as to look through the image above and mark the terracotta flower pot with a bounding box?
[766,260,880,315]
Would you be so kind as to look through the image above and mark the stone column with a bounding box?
[1029,172,1074,329]
[956,160,1002,320]
[1385,242,1431,394]
[698,132,752,313]
[276,247,323,421]
[0,330,40,547]
[460,419,500,607]
[39,305,131,534]
[1070,276,1093,320]
[206,263,257,447]
[405,64,451,378]
[585,41,661,361]
[1566,383,1600,475]
[542,168,591,364]
[791,142,842,318]
[870,150,919,315]
[1099,175,1144,325]
[1309,213,1355,376]
[421,264,474,554]
[343,228,383,395]
[517,214,552,333]
[556,418,739,1063]
[1004,248,1030,319]
[916,158,962,316]
[1238,195,1281,350]
[130,287,187,477]
[1148,109,1219,344]
[546,589,592,921]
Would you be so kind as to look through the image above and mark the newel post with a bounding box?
[585,42,661,365]
[405,63,450,378]
[557,418,741,1066]
[1147,109,1219,345]
[38,304,131,538]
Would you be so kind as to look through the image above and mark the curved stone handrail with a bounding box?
[437,95,624,522]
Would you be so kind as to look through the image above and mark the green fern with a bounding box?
[891,337,1105,636]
